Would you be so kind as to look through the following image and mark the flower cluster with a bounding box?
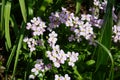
[48,7,69,31]
[23,37,37,52]
[67,51,79,67]
[47,31,79,68]
[92,0,117,22]
[112,25,120,42]
[48,31,58,47]
[29,59,52,79]
[26,17,47,36]
[74,21,94,40]
[55,74,71,80]
[47,45,67,68]
[93,0,107,10]
[48,7,99,43]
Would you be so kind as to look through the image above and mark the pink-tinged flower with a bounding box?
[67,51,79,67]
[29,59,51,79]
[31,17,41,25]
[26,17,47,36]
[23,37,37,52]
[26,22,32,30]
[31,68,39,75]
[48,31,58,47]
[54,62,60,68]
[65,19,73,27]
[47,44,68,68]
[93,0,100,6]
[81,14,92,21]
[68,35,75,42]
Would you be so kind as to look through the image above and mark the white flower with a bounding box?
[112,25,120,42]
[29,74,35,79]
[26,23,32,30]
[67,51,79,67]
[93,0,100,6]
[49,31,58,37]
[47,44,68,68]
[54,62,60,68]
[35,64,41,70]
[73,17,79,26]
[55,74,60,80]
[31,17,41,25]
[31,68,39,75]
[48,31,58,46]
[65,19,73,27]
[30,45,36,52]
[23,37,37,52]
[81,14,92,21]
[65,74,71,80]
[26,17,47,36]
[68,61,75,67]
[54,74,71,80]
[23,37,28,42]
[30,59,51,79]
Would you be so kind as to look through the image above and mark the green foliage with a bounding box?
[0,0,120,80]
[4,1,12,49]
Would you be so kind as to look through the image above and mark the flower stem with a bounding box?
[73,66,83,80]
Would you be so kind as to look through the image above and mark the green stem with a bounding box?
[73,66,83,80]
[12,23,25,79]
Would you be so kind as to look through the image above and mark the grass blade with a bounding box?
[73,66,83,80]
[19,0,27,23]
[27,0,34,18]
[0,0,5,39]
[94,0,114,80]
[4,1,12,49]
[12,22,26,79]
[95,41,114,80]
[75,0,82,15]
[6,45,17,71]
[10,15,19,37]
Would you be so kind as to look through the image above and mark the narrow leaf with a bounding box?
[0,0,5,38]
[95,41,114,80]
[12,22,25,79]
[6,45,17,71]
[4,1,12,49]
[19,0,27,23]
[94,0,114,79]
[10,15,19,36]
[75,0,82,15]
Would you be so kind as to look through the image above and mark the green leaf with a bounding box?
[94,0,114,80]
[75,0,82,15]
[95,41,114,80]
[19,0,27,23]
[73,66,83,80]
[6,45,17,71]
[86,60,95,66]
[0,0,5,39]
[10,15,19,37]
[4,1,12,49]
[37,0,52,16]
[12,22,26,79]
